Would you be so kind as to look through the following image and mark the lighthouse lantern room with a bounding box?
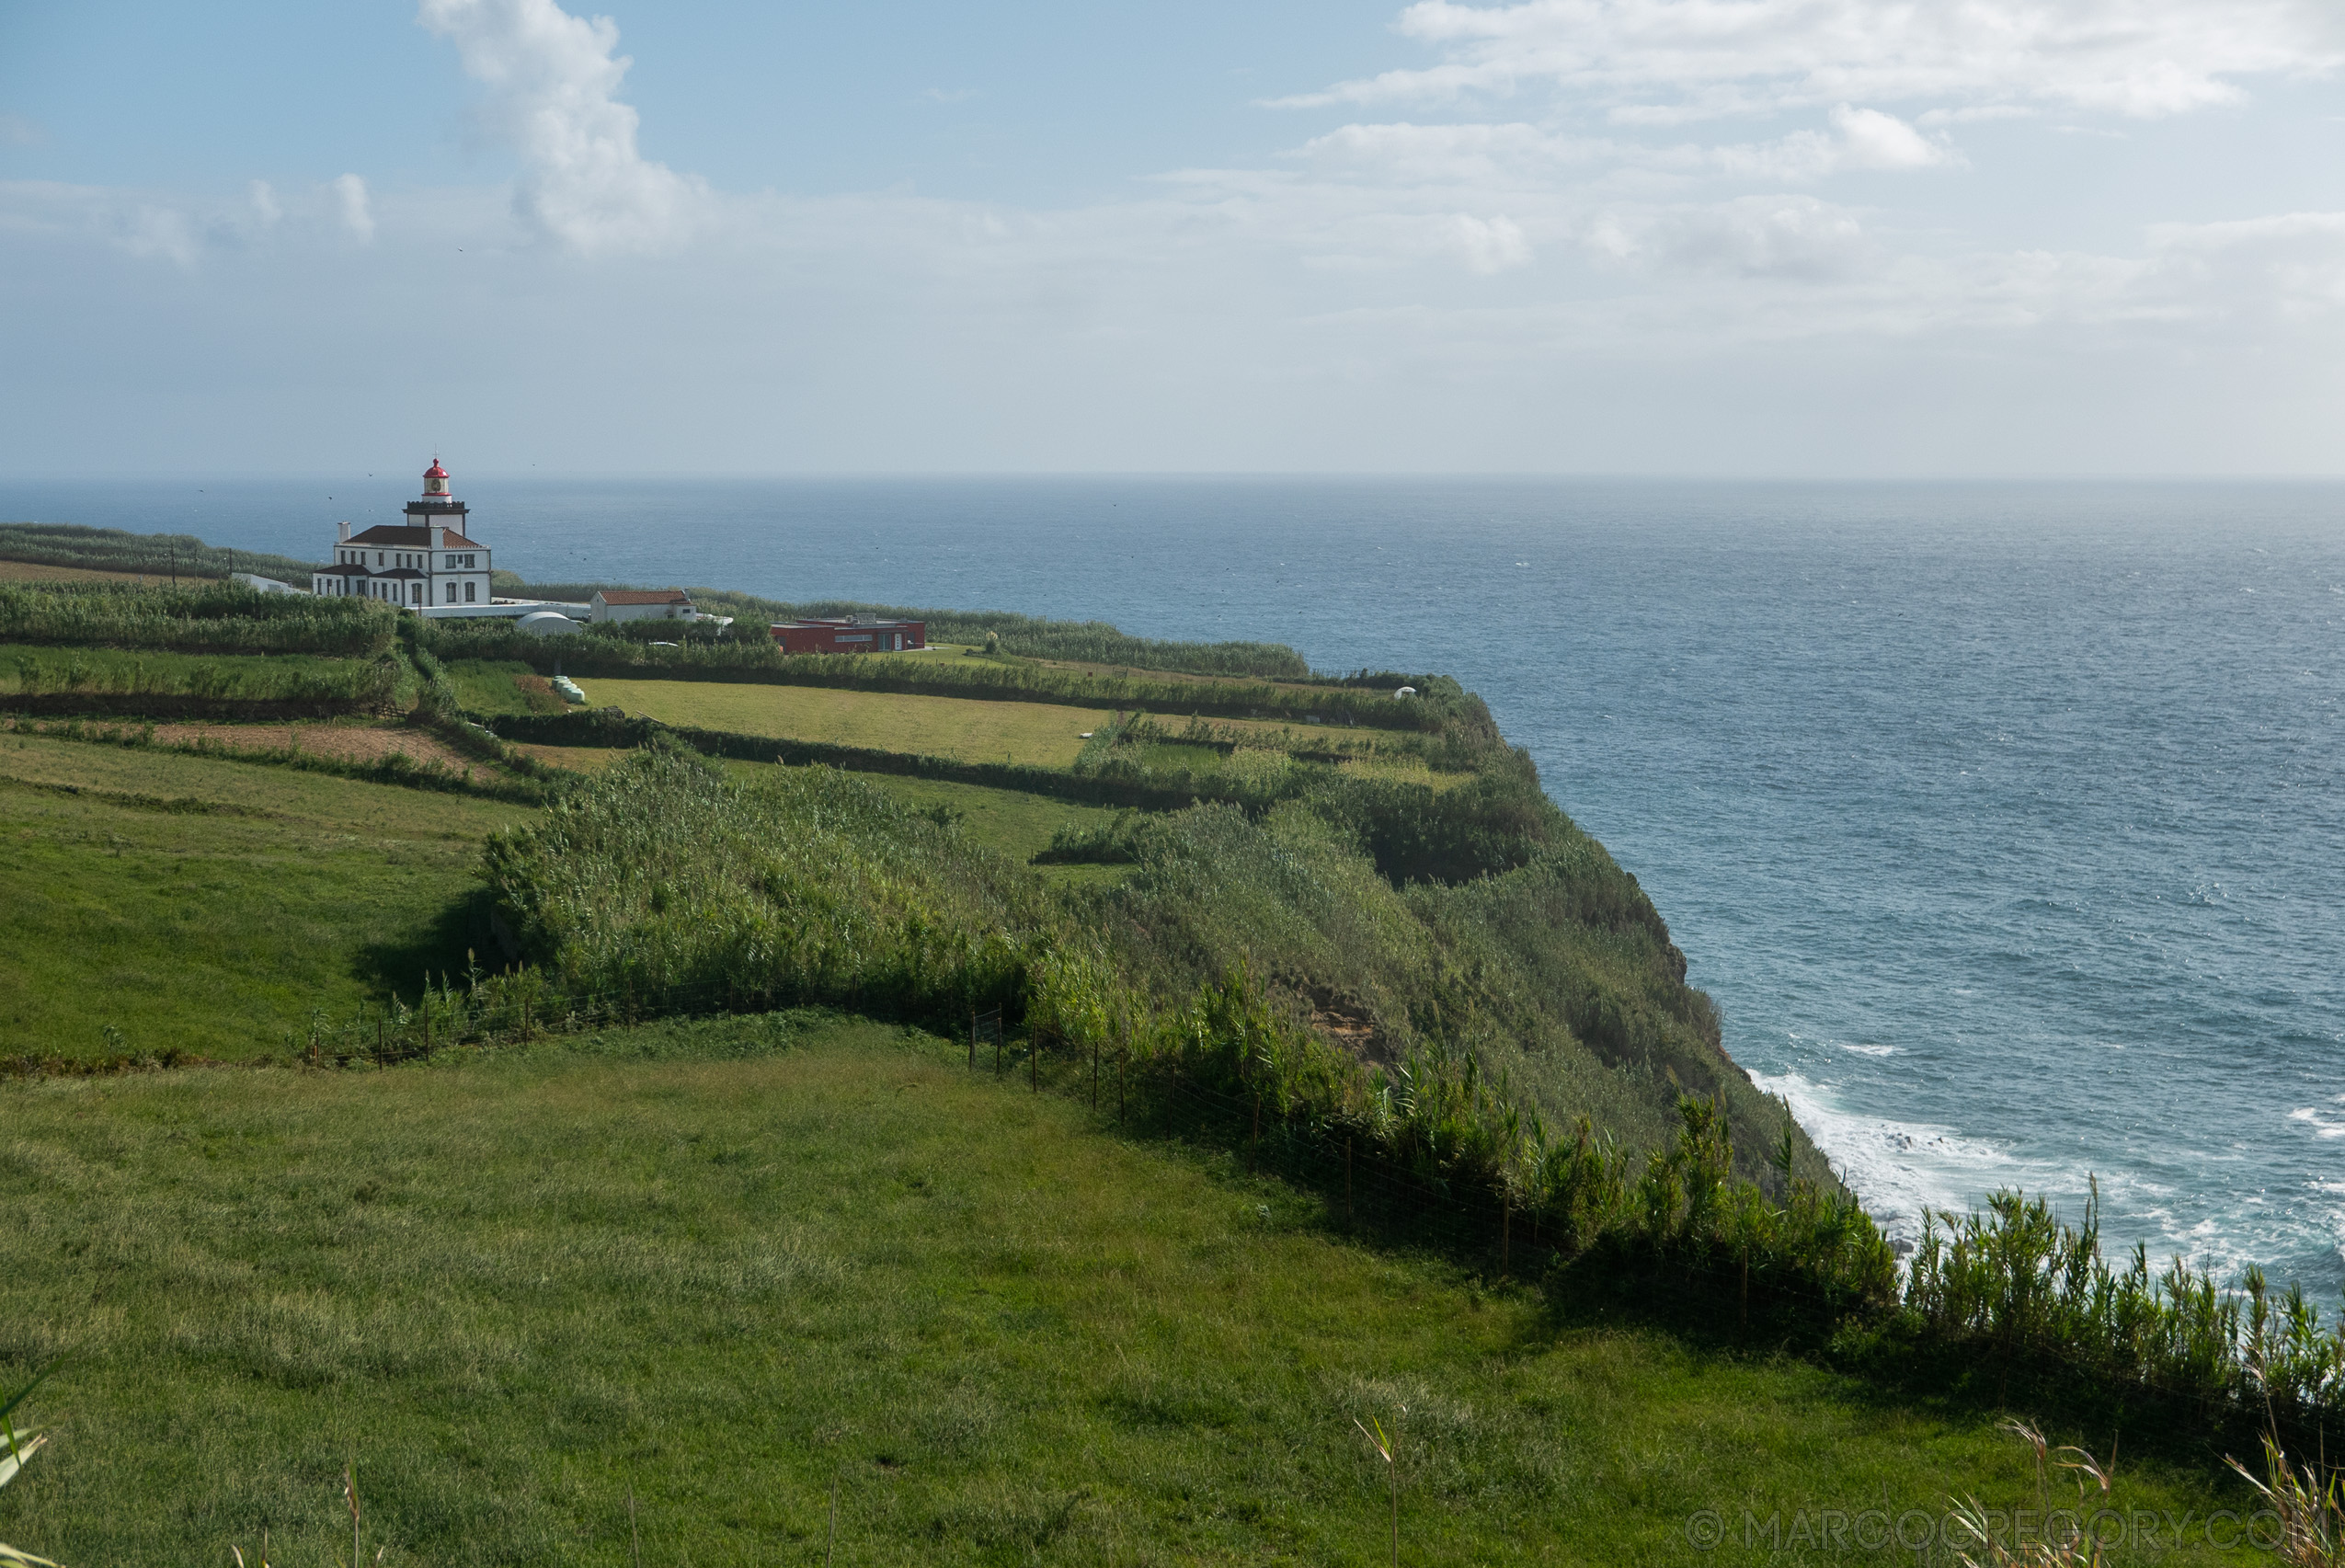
[312,459,496,612]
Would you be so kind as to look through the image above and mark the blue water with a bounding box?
[10,475,2343,1294]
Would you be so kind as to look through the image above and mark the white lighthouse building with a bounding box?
[312,459,496,612]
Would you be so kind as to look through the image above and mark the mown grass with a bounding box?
[577,677,1098,767]
[0,1016,2259,1565]
[0,736,527,1061]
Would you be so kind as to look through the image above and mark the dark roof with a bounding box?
[375,567,426,579]
[347,525,484,549]
[597,589,692,605]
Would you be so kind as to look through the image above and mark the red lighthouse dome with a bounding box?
[422,458,452,499]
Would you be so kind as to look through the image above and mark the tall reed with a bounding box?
[0,581,395,657]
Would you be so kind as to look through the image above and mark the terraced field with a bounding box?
[0,558,173,585]
[574,677,1099,767]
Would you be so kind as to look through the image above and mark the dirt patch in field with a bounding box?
[144,723,477,771]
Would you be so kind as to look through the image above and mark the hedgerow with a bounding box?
[0,581,397,656]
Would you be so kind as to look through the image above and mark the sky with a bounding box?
[3,0,2342,476]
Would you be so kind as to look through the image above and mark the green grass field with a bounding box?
[850,770,1141,887]
[0,736,528,1061]
[0,1015,2255,1566]
[851,772,1121,859]
[575,677,1098,767]
[445,658,568,717]
[510,741,624,774]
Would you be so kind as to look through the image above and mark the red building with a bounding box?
[771,616,927,654]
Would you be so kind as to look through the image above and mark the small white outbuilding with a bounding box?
[590,589,694,623]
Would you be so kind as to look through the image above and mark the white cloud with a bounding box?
[415,0,709,254]
[123,205,200,268]
[335,174,376,243]
[6,0,2345,474]
[1710,105,1960,179]
[2145,211,2345,318]
[1300,105,1953,188]
[1447,212,1532,271]
[1585,194,1872,280]
[1276,0,2345,120]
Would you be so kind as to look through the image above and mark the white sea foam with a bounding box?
[2288,1105,2345,1139]
[1752,1070,2034,1244]
[1840,1042,1898,1058]
[1767,1068,2339,1283]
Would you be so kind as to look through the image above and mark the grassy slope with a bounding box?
[0,736,526,1060]
[576,676,1099,766]
[0,1017,2252,1566]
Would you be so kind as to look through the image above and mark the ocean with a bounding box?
[10,475,2342,1295]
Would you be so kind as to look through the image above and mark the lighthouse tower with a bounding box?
[408,457,465,526]
[312,457,495,611]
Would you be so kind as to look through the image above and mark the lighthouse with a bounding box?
[407,456,466,533]
[312,457,496,612]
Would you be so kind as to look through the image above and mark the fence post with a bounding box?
[994,1021,1001,1078]
[968,1008,975,1070]
[1503,1195,1511,1276]
[1346,1138,1354,1225]
[1031,1027,1039,1093]
[1092,1037,1099,1112]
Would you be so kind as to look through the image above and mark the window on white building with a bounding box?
[445,582,456,603]
[464,581,476,603]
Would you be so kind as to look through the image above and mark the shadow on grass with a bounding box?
[1062,1054,2287,1490]
[1526,1253,2289,1484]
[349,887,502,997]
